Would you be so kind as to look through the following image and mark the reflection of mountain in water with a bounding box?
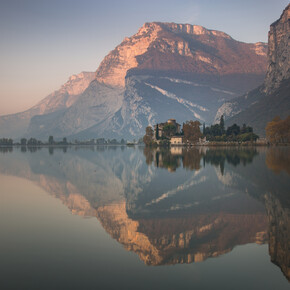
[0,147,289,278]
[96,201,267,265]
[265,193,290,281]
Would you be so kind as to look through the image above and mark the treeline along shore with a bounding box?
[143,115,290,147]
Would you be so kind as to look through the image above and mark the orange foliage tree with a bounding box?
[183,120,202,144]
[143,126,155,146]
[266,116,290,144]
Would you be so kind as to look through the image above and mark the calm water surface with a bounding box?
[0,146,289,290]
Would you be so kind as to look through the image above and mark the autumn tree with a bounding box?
[182,148,202,170]
[266,116,290,144]
[143,126,154,146]
[183,120,202,143]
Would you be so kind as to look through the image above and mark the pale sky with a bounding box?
[0,0,288,115]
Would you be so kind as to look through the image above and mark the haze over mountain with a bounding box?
[0,22,268,140]
[216,4,290,136]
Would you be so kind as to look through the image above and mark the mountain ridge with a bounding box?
[0,22,268,140]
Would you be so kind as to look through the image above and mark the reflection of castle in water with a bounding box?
[0,146,289,279]
[143,147,259,173]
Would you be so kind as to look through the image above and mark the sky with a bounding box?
[0,0,288,115]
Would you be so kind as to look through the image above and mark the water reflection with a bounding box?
[266,147,290,175]
[0,146,289,280]
[143,147,258,174]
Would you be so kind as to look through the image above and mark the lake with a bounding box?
[0,146,289,290]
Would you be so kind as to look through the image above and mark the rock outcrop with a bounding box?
[217,4,290,136]
[265,4,290,94]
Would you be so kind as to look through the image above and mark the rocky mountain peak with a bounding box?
[32,71,96,115]
[95,21,267,88]
[95,22,162,88]
[264,4,290,93]
[0,21,269,140]
[158,22,232,39]
[61,71,96,97]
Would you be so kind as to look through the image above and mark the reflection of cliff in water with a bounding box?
[96,201,267,266]
[0,147,289,275]
[265,193,290,281]
[263,148,290,281]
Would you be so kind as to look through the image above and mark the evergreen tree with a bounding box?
[20,138,27,146]
[220,115,225,134]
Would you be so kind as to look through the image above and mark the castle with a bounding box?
[154,119,181,139]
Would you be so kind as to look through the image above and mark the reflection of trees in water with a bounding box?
[1,146,289,278]
[143,147,259,173]
[143,147,154,166]
[143,148,201,171]
[203,149,259,175]
[182,148,201,170]
[266,147,290,175]
[0,146,13,153]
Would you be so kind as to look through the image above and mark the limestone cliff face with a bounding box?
[95,22,267,88]
[218,4,290,135]
[95,23,162,87]
[265,4,290,94]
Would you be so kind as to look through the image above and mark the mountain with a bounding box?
[0,72,96,139]
[0,23,268,140]
[216,4,290,136]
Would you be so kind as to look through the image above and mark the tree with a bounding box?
[183,120,202,143]
[266,116,290,144]
[0,138,13,146]
[48,136,54,145]
[219,115,225,135]
[155,124,159,140]
[226,124,240,136]
[237,132,259,142]
[27,138,37,146]
[143,126,154,146]
[241,123,247,134]
[20,138,27,146]
[162,124,176,138]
